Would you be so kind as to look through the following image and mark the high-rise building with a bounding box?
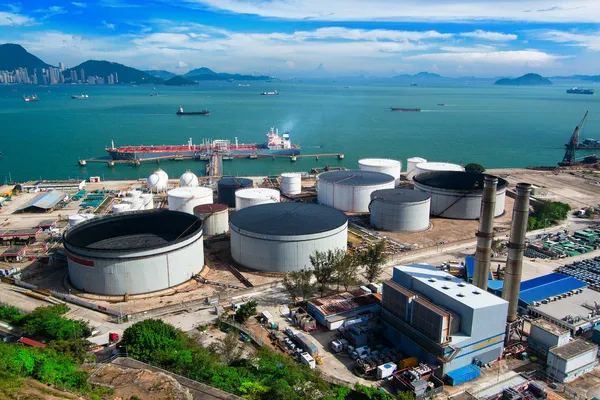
[80,68,85,82]
[115,72,118,83]
[59,62,65,71]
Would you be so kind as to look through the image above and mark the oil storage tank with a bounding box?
[230,203,347,272]
[218,177,253,207]
[235,188,280,211]
[179,170,199,187]
[358,158,402,186]
[406,157,427,180]
[194,204,229,236]
[369,189,430,232]
[280,173,302,195]
[168,187,213,214]
[414,162,464,178]
[317,170,395,213]
[413,171,508,220]
[64,210,204,295]
[146,169,169,193]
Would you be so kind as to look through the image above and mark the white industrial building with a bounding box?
[381,264,508,375]
[527,319,570,356]
[547,340,598,383]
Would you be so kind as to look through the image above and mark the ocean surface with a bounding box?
[1,81,599,182]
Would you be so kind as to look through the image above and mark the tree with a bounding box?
[465,163,486,174]
[121,319,187,360]
[528,200,571,230]
[209,331,244,365]
[491,238,504,255]
[310,250,344,296]
[234,300,257,323]
[335,253,360,292]
[283,270,313,302]
[362,241,388,283]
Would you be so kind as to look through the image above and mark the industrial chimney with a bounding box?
[502,183,532,322]
[473,175,498,290]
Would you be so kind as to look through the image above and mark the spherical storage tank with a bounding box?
[64,210,204,296]
[413,171,508,220]
[406,157,427,180]
[230,203,348,272]
[414,162,464,178]
[217,177,253,207]
[235,188,280,211]
[370,189,431,232]
[317,170,395,212]
[146,169,169,193]
[280,173,302,195]
[179,170,199,188]
[194,204,229,236]
[168,187,213,214]
[358,159,402,186]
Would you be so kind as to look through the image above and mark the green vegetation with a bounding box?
[66,60,164,84]
[528,200,571,230]
[164,75,198,86]
[283,269,313,302]
[361,241,388,282]
[494,73,552,86]
[464,163,486,174]
[310,249,346,296]
[235,300,258,324]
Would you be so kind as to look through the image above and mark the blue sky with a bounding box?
[1,0,599,76]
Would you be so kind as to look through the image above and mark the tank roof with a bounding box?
[168,187,212,198]
[318,170,395,186]
[230,203,347,236]
[359,158,401,166]
[218,177,253,187]
[414,171,508,191]
[371,189,430,204]
[194,203,228,213]
[64,210,202,251]
[235,188,280,199]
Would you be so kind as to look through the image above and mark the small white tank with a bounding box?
[235,188,280,211]
[194,204,229,236]
[358,158,401,186]
[140,193,154,210]
[179,170,199,187]
[406,157,427,180]
[168,187,213,214]
[280,173,302,195]
[112,203,131,214]
[415,162,464,178]
[129,198,144,211]
[147,169,169,192]
[68,214,86,228]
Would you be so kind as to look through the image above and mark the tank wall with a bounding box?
[317,181,395,212]
[414,184,506,220]
[406,158,427,179]
[67,235,204,295]
[358,163,401,186]
[230,223,347,272]
[370,200,430,232]
[218,183,253,207]
[169,192,213,214]
[281,174,302,195]
[196,210,229,236]
[235,190,280,211]
[415,164,465,178]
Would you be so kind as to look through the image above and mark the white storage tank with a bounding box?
[235,188,280,211]
[179,170,199,188]
[140,193,154,210]
[168,187,213,214]
[413,171,508,220]
[317,170,395,213]
[280,173,302,196]
[369,189,431,232]
[406,157,427,180]
[112,203,131,214]
[415,162,464,178]
[358,158,402,186]
[127,190,142,198]
[68,214,86,228]
[194,204,229,236]
[146,169,169,193]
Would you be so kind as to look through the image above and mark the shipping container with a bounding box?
[399,357,419,369]
[446,364,480,386]
[294,333,319,356]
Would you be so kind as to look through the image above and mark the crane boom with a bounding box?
[560,111,589,166]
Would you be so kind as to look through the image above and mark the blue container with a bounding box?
[446,364,481,386]
[592,326,600,344]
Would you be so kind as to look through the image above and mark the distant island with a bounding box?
[164,75,198,86]
[494,73,553,86]
[67,60,163,84]
[145,69,176,80]
[184,67,270,81]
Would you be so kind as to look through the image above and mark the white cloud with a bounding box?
[102,20,116,30]
[190,0,600,23]
[286,60,295,68]
[71,2,87,7]
[0,11,35,26]
[460,30,518,41]
[176,61,188,68]
[34,5,66,19]
[534,30,600,51]
[98,0,140,7]
[406,50,568,67]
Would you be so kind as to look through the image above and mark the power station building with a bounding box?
[381,264,508,376]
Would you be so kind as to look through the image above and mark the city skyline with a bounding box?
[0,1,599,77]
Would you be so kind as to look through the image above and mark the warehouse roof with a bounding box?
[414,171,508,191]
[0,228,41,238]
[318,170,395,186]
[370,189,430,204]
[532,319,567,336]
[2,246,27,257]
[18,190,66,212]
[309,290,381,317]
[549,339,596,360]
[230,203,347,236]
[37,219,57,228]
[487,273,587,305]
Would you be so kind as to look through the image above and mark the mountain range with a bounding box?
[494,73,553,86]
[66,60,163,84]
[145,70,176,80]
[0,43,51,71]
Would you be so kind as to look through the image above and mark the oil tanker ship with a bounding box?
[106,127,300,160]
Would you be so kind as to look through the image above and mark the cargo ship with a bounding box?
[176,107,210,116]
[567,87,594,95]
[106,127,300,160]
[23,94,38,102]
[71,94,89,99]
[391,107,421,112]
[261,90,278,95]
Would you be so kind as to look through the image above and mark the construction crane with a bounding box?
[560,111,589,166]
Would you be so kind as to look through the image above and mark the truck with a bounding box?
[299,352,316,369]
[87,332,120,351]
[351,346,370,360]
[293,332,319,356]
[331,338,349,353]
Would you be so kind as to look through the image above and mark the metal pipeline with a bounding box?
[502,183,532,322]
[473,175,498,290]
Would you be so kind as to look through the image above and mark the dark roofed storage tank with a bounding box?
[217,177,253,207]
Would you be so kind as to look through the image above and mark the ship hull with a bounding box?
[108,148,300,160]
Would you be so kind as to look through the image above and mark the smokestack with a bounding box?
[473,175,498,290]
[502,183,532,322]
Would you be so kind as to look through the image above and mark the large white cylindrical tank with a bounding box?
[415,162,464,178]
[369,189,431,232]
[413,171,508,220]
[141,193,154,210]
[168,187,213,214]
[235,188,280,211]
[358,159,402,186]
[147,169,169,193]
[112,203,131,214]
[68,214,86,228]
[179,170,199,187]
[406,157,427,180]
[194,204,229,236]
[317,170,395,213]
[280,173,302,195]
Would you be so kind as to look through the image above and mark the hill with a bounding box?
[164,75,198,86]
[0,43,51,71]
[494,73,552,86]
[66,60,163,84]
[145,69,176,80]
[393,71,443,79]
[184,67,269,81]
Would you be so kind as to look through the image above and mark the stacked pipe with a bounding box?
[473,175,498,290]
[501,183,532,322]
